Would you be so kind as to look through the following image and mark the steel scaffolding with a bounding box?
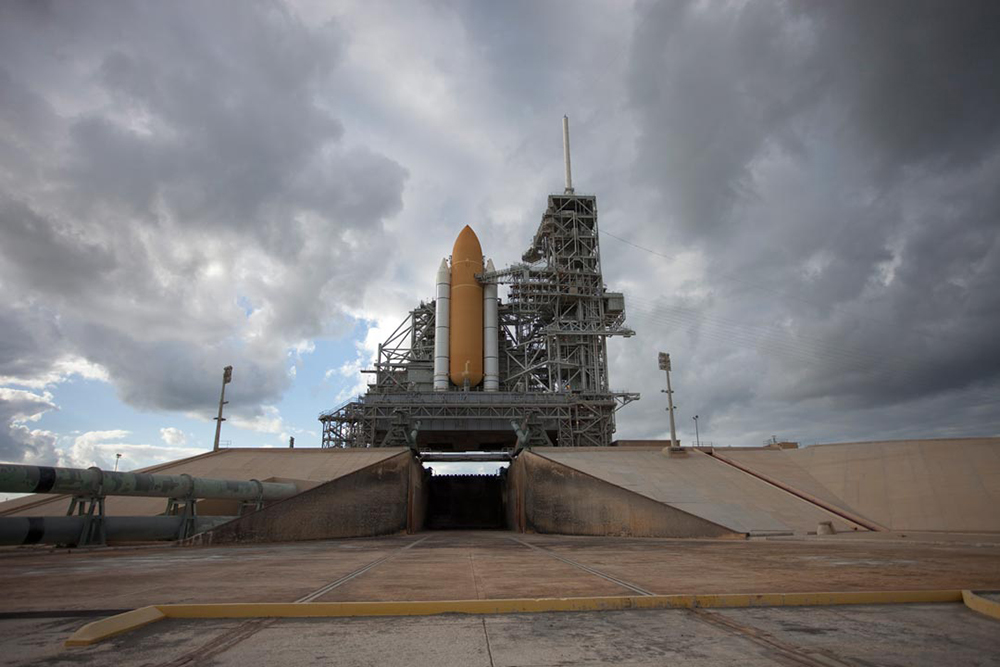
[320,193,639,449]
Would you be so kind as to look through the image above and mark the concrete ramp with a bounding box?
[743,438,1000,532]
[0,448,407,518]
[509,450,739,538]
[534,447,862,536]
[187,450,426,544]
[710,449,861,517]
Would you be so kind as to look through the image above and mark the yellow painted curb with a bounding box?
[64,590,963,646]
[962,590,1000,621]
[160,590,962,619]
[64,606,166,647]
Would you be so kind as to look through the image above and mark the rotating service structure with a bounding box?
[320,118,639,450]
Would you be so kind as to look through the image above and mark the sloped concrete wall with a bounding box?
[408,458,429,534]
[511,451,738,538]
[506,454,526,531]
[187,451,420,545]
[539,447,859,535]
[784,438,1000,532]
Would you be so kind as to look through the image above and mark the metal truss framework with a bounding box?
[321,193,639,449]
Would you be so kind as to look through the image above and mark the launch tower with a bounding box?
[320,118,639,449]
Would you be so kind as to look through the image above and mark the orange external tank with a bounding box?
[449,225,484,387]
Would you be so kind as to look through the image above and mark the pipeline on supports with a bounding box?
[0,515,237,546]
[0,463,298,501]
[0,463,300,546]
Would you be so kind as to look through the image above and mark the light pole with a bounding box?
[658,352,678,449]
[114,453,122,472]
[213,365,233,452]
[693,415,700,448]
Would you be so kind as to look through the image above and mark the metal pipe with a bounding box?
[419,451,511,463]
[434,258,451,391]
[562,115,574,194]
[0,464,297,501]
[0,515,237,546]
[483,258,499,392]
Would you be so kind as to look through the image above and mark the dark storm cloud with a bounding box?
[806,2,1000,172]
[60,322,288,414]
[0,0,407,439]
[614,0,1000,442]
[1,0,997,456]
[0,306,64,383]
[454,1,609,113]
[631,1,1000,234]
[0,198,117,296]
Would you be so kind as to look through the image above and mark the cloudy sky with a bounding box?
[1,0,998,472]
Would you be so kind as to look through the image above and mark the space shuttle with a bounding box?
[432,116,577,392]
[432,226,498,392]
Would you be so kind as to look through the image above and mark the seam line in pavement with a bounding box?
[505,535,655,596]
[689,608,855,667]
[296,535,432,603]
[470,552,485,600]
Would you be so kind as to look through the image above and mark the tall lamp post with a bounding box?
[658,352,678,449]
[693,415,700,448]
[213,365,233,452]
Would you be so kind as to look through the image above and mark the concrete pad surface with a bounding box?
[316,532,629,602]
[525,532,1000,596]
[714,604,1000,667]
[0,616,242,666]
[5,604,1000,666]
[3,531,1000,613]
[0,536,405,611]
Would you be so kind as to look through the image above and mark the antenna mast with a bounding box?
[562,115,574,194]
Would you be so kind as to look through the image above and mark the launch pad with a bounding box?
[4,530,1000,666]
[321,120,638,449]
[2,118,999,663]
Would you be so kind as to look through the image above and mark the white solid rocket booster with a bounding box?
[433,258,451,391]
[483,258,499,392]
